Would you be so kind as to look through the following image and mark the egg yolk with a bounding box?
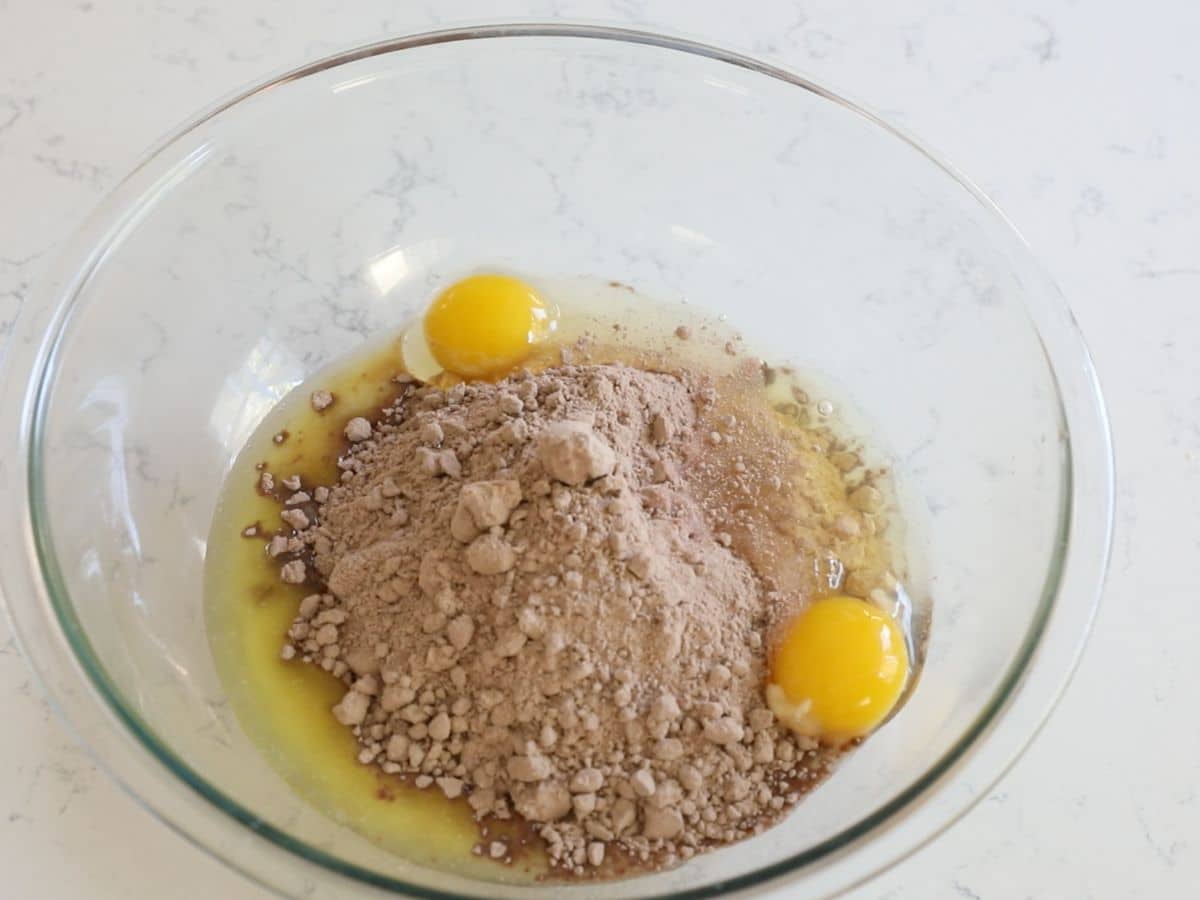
[422,274,554,379]
[767,595,909,744]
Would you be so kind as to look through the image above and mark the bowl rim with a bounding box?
[0,22,1114,900]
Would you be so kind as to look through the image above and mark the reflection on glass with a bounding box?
[671,223,715,246]
[367,238,450,296]
[208,336,304,467]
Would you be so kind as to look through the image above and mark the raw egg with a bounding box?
[422,274,555,379]
[766,594,909,744]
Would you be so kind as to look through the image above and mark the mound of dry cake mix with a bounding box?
[268,356,890,873]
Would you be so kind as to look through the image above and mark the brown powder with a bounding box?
[272,360,891,875]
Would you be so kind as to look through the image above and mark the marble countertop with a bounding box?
[2,1,1196,897]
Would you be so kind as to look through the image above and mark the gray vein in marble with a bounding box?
[1135,803,1185,869]
[152,48,200,71]
[32,153,109,188]
[1134,264,1200,280]
[137,314,169,374]
[1029,16,1060,64]
[0,95,22,134]
[1070,186,1105,244]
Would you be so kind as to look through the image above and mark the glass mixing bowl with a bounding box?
[0,24,1112,900]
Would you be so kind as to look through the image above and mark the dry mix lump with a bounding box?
[267,359,889,873]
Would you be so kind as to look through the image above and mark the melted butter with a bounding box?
[204,279,918,880]
[205,335,539,882]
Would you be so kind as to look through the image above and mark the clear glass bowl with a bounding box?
[0,24,1112,900]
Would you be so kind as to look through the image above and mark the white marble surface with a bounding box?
[0,1,1196,898]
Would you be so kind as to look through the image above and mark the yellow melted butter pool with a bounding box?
[203,337,535,879]
[203,277,917,880]
[202,284,740,880]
